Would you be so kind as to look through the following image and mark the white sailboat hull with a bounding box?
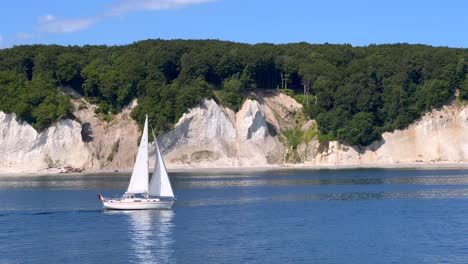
[102,198,174,210]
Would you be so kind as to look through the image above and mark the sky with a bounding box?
[1,0,468,48]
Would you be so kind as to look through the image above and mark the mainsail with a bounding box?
[126,115,149,194]
[148,133,174,198]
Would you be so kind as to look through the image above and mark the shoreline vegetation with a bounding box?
[1,40,468,146]
[1,162,468,177]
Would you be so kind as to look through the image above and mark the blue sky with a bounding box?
[1,0,467,48]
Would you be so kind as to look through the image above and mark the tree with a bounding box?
[81,59,104,97]
[338,112,381,146]
[174,78,212,120]
[461,74,468,100]
[415,79,451,110]
[33,49,59,80]
[55,52,83,89]
[298,63,313,106]
[221,75,244,111]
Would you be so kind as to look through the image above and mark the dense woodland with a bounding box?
[1,39,468,145]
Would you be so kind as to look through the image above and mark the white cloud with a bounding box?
[37,17,98,33]
[35,0,213,34]
[39,14,56,23]
[0,35,3,47]
[108,0,215,16]
[14,0,215,41]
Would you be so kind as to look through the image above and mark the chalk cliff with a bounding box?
[71,99,139,171]
[0,91,467,173]
[315,105,468,165]
[0,112,91,172]
[159,98,237,167]
[0,98,140,173]
[158,97,283,167]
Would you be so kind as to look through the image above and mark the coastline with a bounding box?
[168,162,468,174]
[1,162,468,177]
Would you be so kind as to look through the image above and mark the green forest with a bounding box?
[1,39,468,145]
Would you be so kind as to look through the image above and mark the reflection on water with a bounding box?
[1,169,468,190]
[6,175,468,189]
[176,175,468,189]
[0,174,130,190]
[179,189,468,207]
[106,210,175,264]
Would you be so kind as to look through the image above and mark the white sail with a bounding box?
[148,134,174,198]
[126,115,149,194]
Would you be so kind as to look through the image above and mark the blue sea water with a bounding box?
[1,168,468,263]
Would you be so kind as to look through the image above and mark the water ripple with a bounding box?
[178,188,468,207]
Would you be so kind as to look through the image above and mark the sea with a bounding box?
[1,168,468,263]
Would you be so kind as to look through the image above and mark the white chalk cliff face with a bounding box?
[315,105,468,165]
[0,98,139,173]
[159,98,282,167]
[159,99,237,167]
[0,112,91,172]
[0,91,467,173]
[235,99,282,166]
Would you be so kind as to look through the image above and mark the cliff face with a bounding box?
[316,105,468,165]
[0,98,139,173]
[159,99,237,167]
[71,99,139,171]
[0,92,467,173]
[0,112,91,172]
[159,98,283,167]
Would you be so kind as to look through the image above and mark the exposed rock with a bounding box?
[158,99,237,167]
[301,120,316,132]
[297,139,319,163]
[1,91,467,173]
[257,90,302,132]
[71,98,139,171]
[237,99,268,141]
[158,98,283,167]
[0,112,91,173]
[0,97,140,173]
[316,104,468,165]
[235,99,283,166]
[60,166,85,173]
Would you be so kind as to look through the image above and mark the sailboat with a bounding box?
[98,115,175,210]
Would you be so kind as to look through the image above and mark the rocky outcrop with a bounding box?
[235,99,283,166]
[0,98,139,173]
[257,91,303,132]
[159,99,237,167]
[158,98,283,167]
[71,99,139,171]
[315,104,468,165]
[0,112,91,172]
